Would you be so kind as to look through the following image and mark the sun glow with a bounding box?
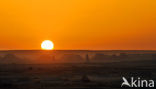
[41,40,54,50]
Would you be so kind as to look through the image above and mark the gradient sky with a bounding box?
[0,0,156,50]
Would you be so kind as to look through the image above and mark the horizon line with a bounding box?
[0,49,156,51]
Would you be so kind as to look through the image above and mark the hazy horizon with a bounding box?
[1,49,156,51]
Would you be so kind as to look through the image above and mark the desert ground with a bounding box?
[0,50,156,89]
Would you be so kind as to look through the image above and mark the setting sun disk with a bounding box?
[41,40,54,50]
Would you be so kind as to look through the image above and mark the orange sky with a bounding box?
[0,0,156,50]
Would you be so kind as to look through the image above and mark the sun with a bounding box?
[41,40,54,50]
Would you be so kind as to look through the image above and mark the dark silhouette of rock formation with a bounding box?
[60,54,83,62]
[37,55,55,64]
[92,53,109,60]
[0,54,23,64]
[119,53,128,59]
[85,54,90,63]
